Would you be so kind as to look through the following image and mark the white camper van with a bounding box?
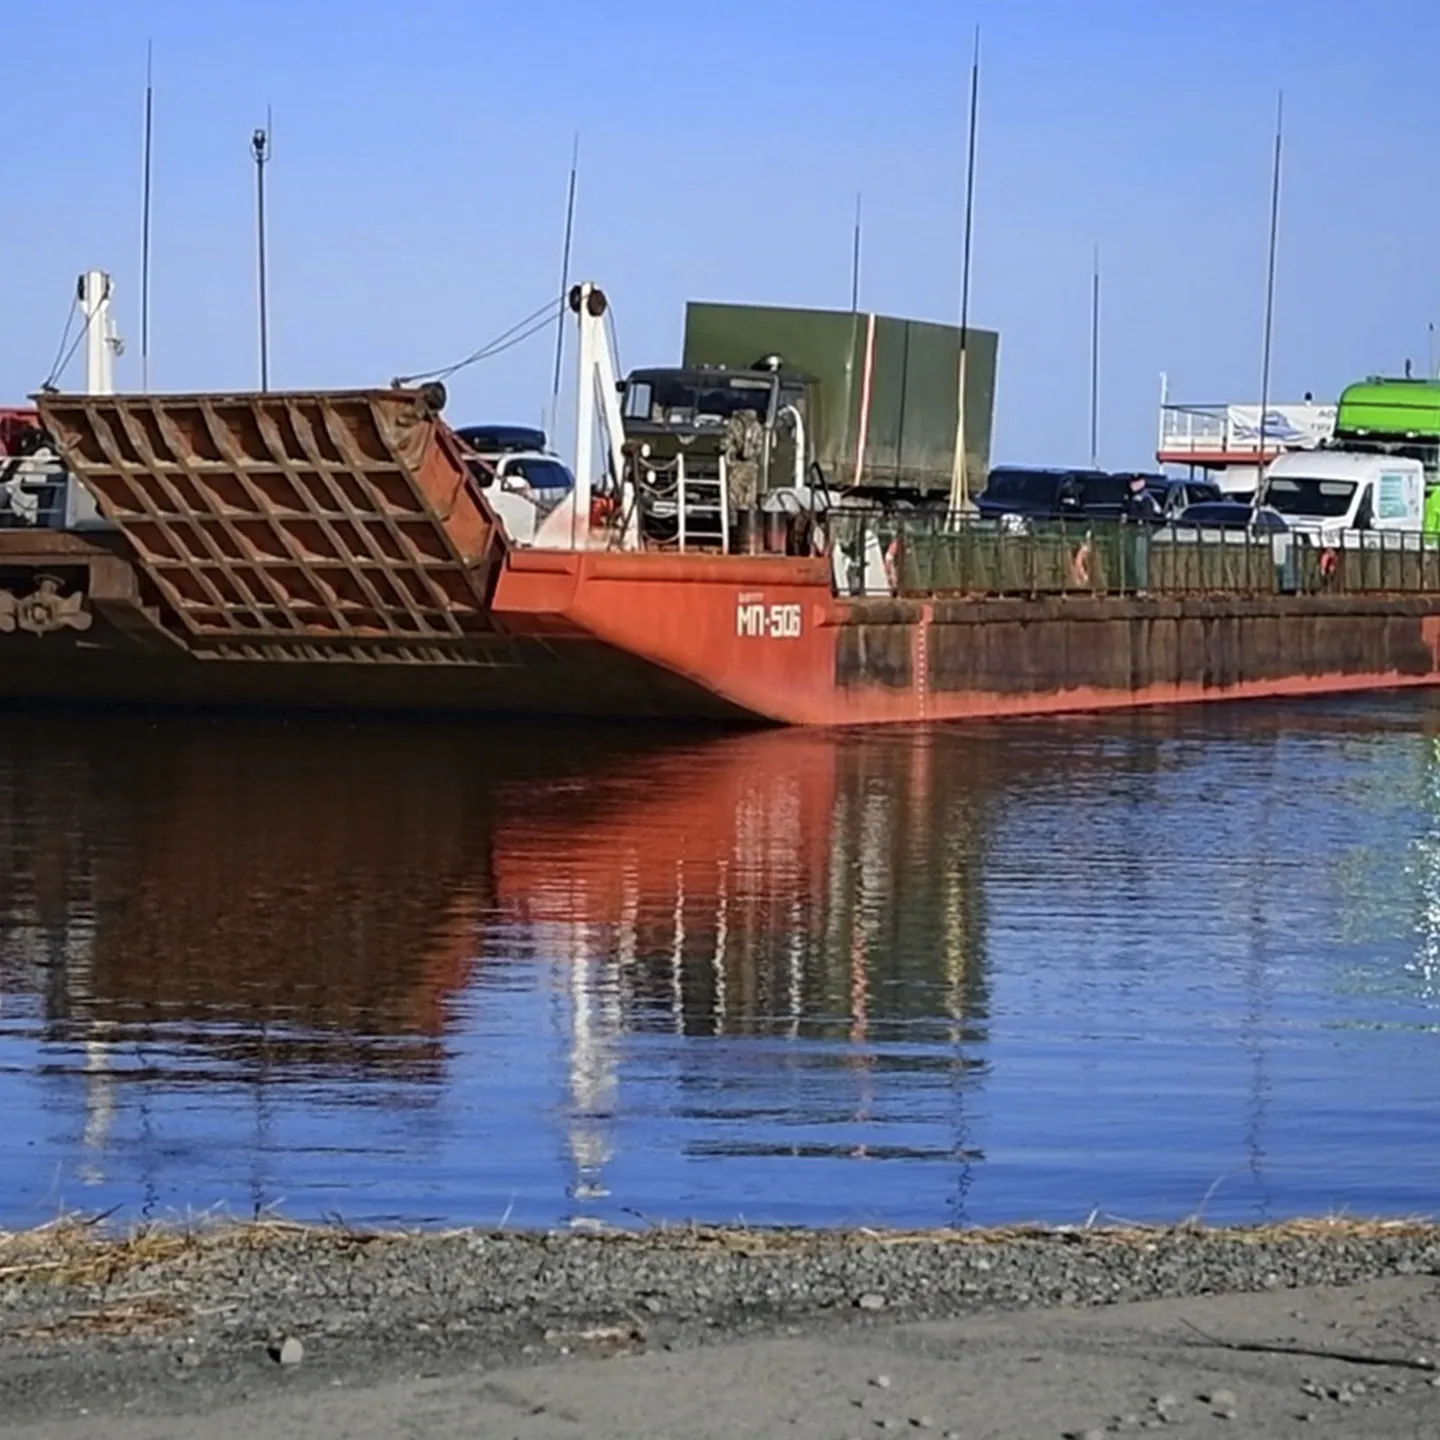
[1260,451,1424,539]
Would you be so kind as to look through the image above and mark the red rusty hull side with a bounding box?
[493,550,1440,725]
[2,541,1440,724]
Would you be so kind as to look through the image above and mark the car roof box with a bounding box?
[455,424,547,454]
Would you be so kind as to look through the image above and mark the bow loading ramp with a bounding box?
[35,387,508,654]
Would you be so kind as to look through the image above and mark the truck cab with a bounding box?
[618,365,811,547]
[1260,450,1425,539]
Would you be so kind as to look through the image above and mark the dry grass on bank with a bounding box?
[2,1212,1438,1344]
[2,1212,1438,1289]
[0,1215,395,1289]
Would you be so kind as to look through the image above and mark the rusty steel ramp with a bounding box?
[37,388,506,648]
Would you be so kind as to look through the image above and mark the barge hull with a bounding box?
[1,544,1438,723]
[11,386,1440,726]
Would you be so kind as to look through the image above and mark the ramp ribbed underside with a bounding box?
[38,389,503,641]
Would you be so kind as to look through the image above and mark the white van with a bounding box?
[1259,451,1424,539]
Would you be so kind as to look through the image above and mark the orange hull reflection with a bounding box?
[483,728,991,1039]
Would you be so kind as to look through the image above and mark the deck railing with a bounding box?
[827,511,1440,600]
[1156,401,1336,460]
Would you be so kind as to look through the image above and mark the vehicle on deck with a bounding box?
[1260,451,1425,538]
[1330,377,1440,483]
[0,408,42,457]
[0,407,67,527]
[974,468,1219,525]
[1138,475,1223,517]
[1173,501,1290,533]
[617,301,1000,550]
[619,364,807,549]
[680,301,999,507]
[974,466,1104,522]
[454,425,575,546]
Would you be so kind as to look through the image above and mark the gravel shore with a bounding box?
[3,1218,1440,1436]
[6,1217,1440,1345]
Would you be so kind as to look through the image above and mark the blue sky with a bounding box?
[4,0,1438,470]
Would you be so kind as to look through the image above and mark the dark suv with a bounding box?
[975,467,1219,523]
[974,467,1106,521]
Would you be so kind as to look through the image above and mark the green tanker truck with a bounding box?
[1332,376,1440,481]
[1325,375,1440,531]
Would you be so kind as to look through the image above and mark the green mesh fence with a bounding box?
[824,513,1440,599]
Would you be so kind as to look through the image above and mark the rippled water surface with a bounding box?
[3,696,1440,1229]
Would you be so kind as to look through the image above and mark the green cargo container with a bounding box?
[682,302,998,499]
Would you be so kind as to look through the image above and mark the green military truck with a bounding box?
[681,301,998,501]
[614,302,998,550]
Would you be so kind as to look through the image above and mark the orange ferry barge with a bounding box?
[3,284,1440,725]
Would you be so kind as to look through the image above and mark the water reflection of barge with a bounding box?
[6,282,1440,725]
[0,720,994,1204]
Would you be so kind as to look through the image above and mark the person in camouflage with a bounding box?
[723,408,765,519]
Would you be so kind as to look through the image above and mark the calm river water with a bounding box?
[2,696,1440,1230]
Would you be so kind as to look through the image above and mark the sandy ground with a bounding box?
[4,1275,1440,1439]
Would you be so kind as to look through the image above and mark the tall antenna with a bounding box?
[948,24,981,512]
[252,108,272,392]
[1429,321,1436,379]
[1255,92,1283,505]
[550,133,580,420]
[140,41,154,390]
[850,192,862,313]
[1089,243,1101,470]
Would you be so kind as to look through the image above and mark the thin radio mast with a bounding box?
[948,24,981,512]
[1089,244,1101,469]
[252,108,272,392]
[550,133,580,420]
[1256,92,1284,505]
[140,41,154,390]
[850,191,862,312]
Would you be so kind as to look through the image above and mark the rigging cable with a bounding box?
[42,295,80,390]
[395,295,565,386]
[42,276,112,391]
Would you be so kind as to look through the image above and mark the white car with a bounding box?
[455,426,575,544]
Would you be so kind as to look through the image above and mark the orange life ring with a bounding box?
[1319,547,1338,579]
[1068,540,1093,588]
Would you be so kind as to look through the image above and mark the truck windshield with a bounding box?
[1263,476,1357,518]
[625,377,773,428]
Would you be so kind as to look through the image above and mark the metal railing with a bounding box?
[1158,403,1229,453]
[826,510,1440,600]
[1157,402,1336,459]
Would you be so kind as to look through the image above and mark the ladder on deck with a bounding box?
[675,453,730,552]
[635,453,731,552]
